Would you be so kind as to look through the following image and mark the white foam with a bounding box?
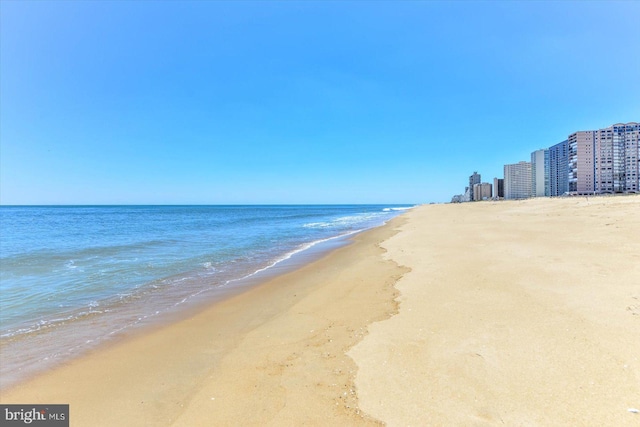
[303,222,332,228]
[382,206,415,212]
[303,212,388,229]
[224,229,364,286]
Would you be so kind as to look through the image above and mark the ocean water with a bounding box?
[0,205,412,388]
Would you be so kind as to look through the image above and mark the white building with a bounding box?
[504,161,532,199]
[531,149,548,197]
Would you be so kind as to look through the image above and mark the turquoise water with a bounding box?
[0,205,411,387]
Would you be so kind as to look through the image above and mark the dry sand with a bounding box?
[2,196,639,426]
[351,195,640,426]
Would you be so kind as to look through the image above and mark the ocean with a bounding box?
[0,205,412,388]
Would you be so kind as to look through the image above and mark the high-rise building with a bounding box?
[594,122,639,193]
[469,172,481,201]
[452,122,637,203]
[568,123,639,194]
[504,161,532,199]
[473,183,492,201]
[531,149,548,197]
[548,140,569,196]
[544,150,551,196]
[594,127,616,193]
[568,131,596,194]
[493,178,504,198]
[619,122,640,193]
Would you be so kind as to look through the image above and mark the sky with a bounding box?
[1,1,639,205]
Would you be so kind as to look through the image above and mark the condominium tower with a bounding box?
[568,131,596,194]
[504,161,532,199]
[493,178,504,198]
[531,149,549,197]
[568,122,639,194]
[548,140,569,196]
[594,122,639,193]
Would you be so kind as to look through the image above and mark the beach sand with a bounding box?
[351,196,640,426]
[2,196,639,426]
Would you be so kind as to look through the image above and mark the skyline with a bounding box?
[1,1,639,205]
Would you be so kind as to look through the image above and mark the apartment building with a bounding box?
[531,149,549,197]
[504,161,532,199]
[568,123,639,194]
[594,122,639,193]
[568,131,596,194]
[548,140,569,196]
[473,183,492,201]
[493,178,504,198]
[621,122,640,192]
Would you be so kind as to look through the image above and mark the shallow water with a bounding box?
[0,205,412,388]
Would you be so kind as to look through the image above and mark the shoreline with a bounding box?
[0,213,401,391]
[0,213,410,425]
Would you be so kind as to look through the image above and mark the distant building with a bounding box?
[548,140,569,196]
[568,131,596,194]
[468,172,481,201]
[493,178,504,198]
[453,122,638,202]
[594,123,639,193]
[618,122,640,193]
[504,161,532,199]
[531,149,549,197]
[473,183,492,201]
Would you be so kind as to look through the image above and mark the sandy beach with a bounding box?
[351,196,640,426]
[2,196,639,426]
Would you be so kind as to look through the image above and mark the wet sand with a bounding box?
[0,216,408,426]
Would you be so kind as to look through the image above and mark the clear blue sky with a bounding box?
[1,1,638,204]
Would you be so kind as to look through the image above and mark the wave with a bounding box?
[229,228,363,283]
[0,305,110,339]
[382,206,416,212]
[303,212,388,229]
